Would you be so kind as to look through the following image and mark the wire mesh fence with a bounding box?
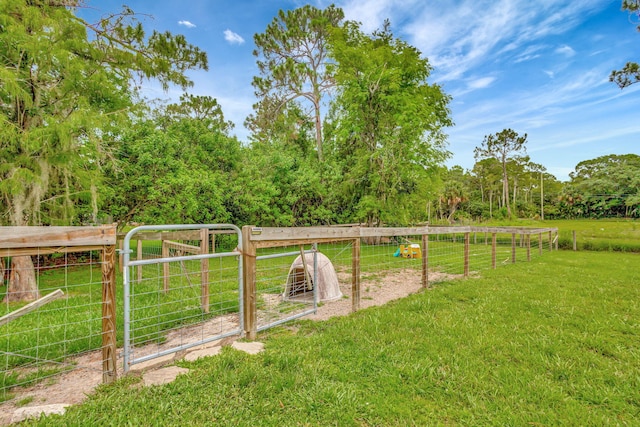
[254,245,320,331]
[0,226,116,403]
[0,224,557,402]
[122,225,242,371]
[242,226,558,336]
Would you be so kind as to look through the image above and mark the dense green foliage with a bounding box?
[610,0,640,88]
[103,95,240,225]
[1,2,637,231]
[0,0,207,227]
[30,250,640,426]
[326,21,451,226]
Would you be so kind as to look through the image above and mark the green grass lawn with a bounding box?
[29,249,640,426]
[481,218,640,252]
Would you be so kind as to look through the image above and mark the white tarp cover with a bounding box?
[284,252,343,302]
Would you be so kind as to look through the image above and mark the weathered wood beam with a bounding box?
[0,225,116,249]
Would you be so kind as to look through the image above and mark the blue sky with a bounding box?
[82,0,640,181]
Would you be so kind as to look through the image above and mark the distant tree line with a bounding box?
[435,152,640,222]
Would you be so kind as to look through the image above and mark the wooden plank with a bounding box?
[427,225,471,233]
[247,225,558,244]
[526,234,531,261]
[0,245,105,258]
[0,225,116,248]
[117,229,236,241]
[352,236,361,313]
[0,289,64,326]
[101,245,117,384]
[469,226,556,234]
[164,240,200,254]
[511,233,517,263]
[421,234,429,289]
[200,228,209,313]
[249,227,359,242]
[359,227,430,237]
[254,237,353,249]
[242,226,257,340]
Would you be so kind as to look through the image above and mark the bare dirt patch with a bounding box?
[308,268,458,321]
[0,269,459,425]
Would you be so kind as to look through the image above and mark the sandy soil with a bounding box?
[0,269,458,425]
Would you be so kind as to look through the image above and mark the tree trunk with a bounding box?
[4,256,39,302]
[1,257,6,285]
[313,98,323,162]
[489,190,493,218]
[503,170,511,218]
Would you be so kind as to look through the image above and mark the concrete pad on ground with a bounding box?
[129,353,176,373]
[11,404,69,424]
[143,366,190,387]
[184,345,222,362]
[231,341,264,355]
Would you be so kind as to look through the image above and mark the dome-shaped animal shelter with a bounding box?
[284,252,343,302]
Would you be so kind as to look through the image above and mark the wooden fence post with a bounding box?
[464,232,470,277]
[162,239,169,293]
[555,230,559,251]
[511,233,516,263]
[538,232,543,255]
[491,233,497,269]
[421,234,429,289]
[242,226,257,340]
[200,228,209,313]
[548,230,553,252]
[101,245,117,384]
[526,234,531,261]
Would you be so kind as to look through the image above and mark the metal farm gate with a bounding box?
[122,224,243,371]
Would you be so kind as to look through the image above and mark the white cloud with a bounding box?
[512,44,546,63]
[467,77,495,90]
[178,20,196,28]
[224,29,245,45]
[543,70,555,78]
[387,0,605,81]
[341,0,419,33]
[555,44,576,56]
